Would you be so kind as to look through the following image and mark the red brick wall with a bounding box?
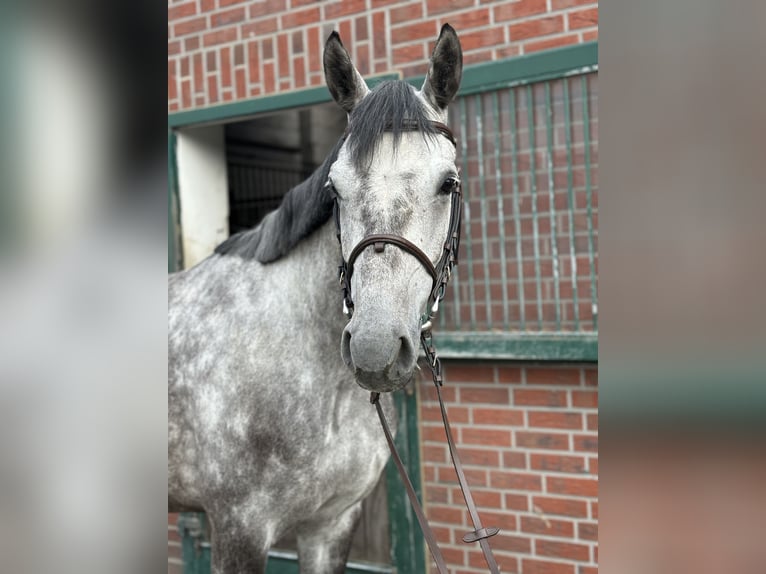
[422,362,598,573]
[168,0,599,112]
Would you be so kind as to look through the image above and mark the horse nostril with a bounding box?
[340,327,353,367]
[393,335,416,374]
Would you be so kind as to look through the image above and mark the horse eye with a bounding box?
[440,177,459,194]
[325,180,340,199]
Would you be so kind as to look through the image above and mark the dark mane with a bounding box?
[215,80,436,263]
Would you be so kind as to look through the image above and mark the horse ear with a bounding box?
[421,24,463,110]
[324,32,370,114]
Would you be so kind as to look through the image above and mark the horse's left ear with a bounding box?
[421,24,463,111]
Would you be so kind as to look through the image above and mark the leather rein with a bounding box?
[330,120,501,573]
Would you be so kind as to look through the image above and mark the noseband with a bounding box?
[329,120,501,574]
[332,120,463,323]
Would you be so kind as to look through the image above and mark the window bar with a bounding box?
[545,82,562,330]
[492,90,510,330]
[563,78,581,330]
[581,75,598,330]
[509,88,526,330]
[458,97,477,330]
[475,94,493,329]
[527,85,544,329]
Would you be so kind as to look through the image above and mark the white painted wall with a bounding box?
[176,125,229,269]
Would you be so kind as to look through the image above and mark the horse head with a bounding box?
[324,25,463,392]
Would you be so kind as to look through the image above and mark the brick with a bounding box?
[578,521,597,541]
[489,470,542,491]
[461,387,509,404]
[509,15,565,41]
[586,413,598,431]
[339,20,352,44]
[200,0,215,11]
[438,466,487,487]
[536,539,590,562]
[248,41,259,83]
[472,408,524,426]
[426,485,448,503]
[168,61,177,100]
[390,2,423,25]
[207,75,219,103]
[391,21,438,45]
[393,43,425,66]
[590,500,598,519]
[529,412,583,430]
[516,431,569,450]
[292,30,304,54]
[181,79,191,108]
[497,366,522,384]
[168,2,197,21]
[324,0,366,19]
[373,12,386,59]
[421,425,447,442]
[445,363,495,383]
[589,457,598,475]
[521,558,575,574]
[584,367,597,386]
[474,510,517,530]
[221,47,232,87]
[533,496,588,518]
[186,35,201,50]
[355,17,368,41]
[572,390,598,408]
[173,17,206,37]
[462,427,511,447]
[494,0,547,22]
[573,434,598,452]
[193,53,203,93]
[278,33,289,77]
[220,0,247,5]
[422,405,469,423]
[428,504,463,524]
[281,7,320,28]
[526,367,582,385]
[454,447,500,466]
[458,27,506,51]
[583,30,598,42]
[307,27,321,71]
[494,534,531,553]
[212,7,246,27]
[249,0,286,19]
[203,27,238,47]
[469,552,517,572]
[521,515,574,538]
[263,62,275,94]
[504,493,528,511]
[568,7,598,29]
[530,453,586,473]
[235,68,246,99]
[423,444,447,463]
[546,476,598,498]
[355,43,370,75]
[514,389,567,407]
[426,0,474,16]
[451,487,501,508]
[234,44,244,66]
[445,8,490,30]
[503,451,526,469]
[168,41,181,56]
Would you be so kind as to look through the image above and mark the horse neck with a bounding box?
[279,219,346,333]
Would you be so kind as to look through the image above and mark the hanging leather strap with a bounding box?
[370,393,450,574]
[371,336,501,573]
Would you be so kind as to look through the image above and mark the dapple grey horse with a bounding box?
[168,25,463,573]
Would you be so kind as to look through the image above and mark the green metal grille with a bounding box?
[443,72,598,338]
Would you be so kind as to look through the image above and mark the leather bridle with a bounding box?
[330,120,501,573]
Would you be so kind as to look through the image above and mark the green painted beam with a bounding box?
[407,42,598,96]
[430,332,598,362]
[168,130,181,272]
[168,74,400,128]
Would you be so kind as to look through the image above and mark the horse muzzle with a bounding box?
[340,319,417,392]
